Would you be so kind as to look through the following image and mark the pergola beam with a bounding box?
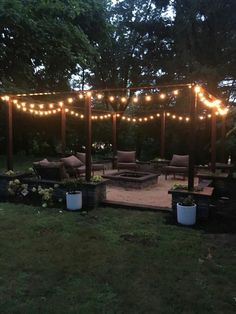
[188,90,197,190]
[7,100,13,170]
[85,94,92,181]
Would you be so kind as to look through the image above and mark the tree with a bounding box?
[0,0,108,92]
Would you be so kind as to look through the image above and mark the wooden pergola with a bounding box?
[2,83,228,191]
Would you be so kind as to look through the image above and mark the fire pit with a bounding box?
[103,171,159,189]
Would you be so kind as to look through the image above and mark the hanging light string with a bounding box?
[194,86,229,115]
[13,99,217,122]
[1,85,229,120]
[1,83,193,98]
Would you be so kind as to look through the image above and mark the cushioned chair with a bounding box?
[163,154,189,179]
[117,150,138,171]
[33,159,69,181]
[76,152,105,175]
[61,155,85,178]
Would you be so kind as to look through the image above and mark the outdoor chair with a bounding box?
[61,155,86,178]
[76,152,105,175]
[33,159,69,181]
[117,150,138,171]
[163,154,189,179]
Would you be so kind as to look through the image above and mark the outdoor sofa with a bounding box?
[33,154,105,181]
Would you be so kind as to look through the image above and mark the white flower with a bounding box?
[32,187,37,192]
[42,203,47,208]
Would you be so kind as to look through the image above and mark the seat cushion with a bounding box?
[61,155,83,168]
[76,152,86,164]
[164,166,188,173]
[117,151,136,163]
[33,158,49,166]
[117,162,137,169]
[92,164,105,171]
[170,155,189,167]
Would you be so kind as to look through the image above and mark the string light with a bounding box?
[132,96,138,103]
[109,96,115,102]
[173,90,179,96]
[160,93,166,99]
[194,85,201,93]
[145,95,151,102]
[121,97,127,103]
[97,94,103,100]
[67,98,73,103]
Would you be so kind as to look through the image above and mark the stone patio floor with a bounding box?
[104,172,199,210]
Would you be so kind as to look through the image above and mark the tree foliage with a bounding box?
[0,0,108,92]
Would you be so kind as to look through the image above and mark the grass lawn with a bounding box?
[0,203,235,313]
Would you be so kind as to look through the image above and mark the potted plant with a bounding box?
[62,179,83,211]
[177,195,196,225]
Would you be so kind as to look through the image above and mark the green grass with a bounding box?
[0,203,235,313]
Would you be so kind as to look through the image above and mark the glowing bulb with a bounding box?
[199,116,204,120]
[13,99,18,104]
[59,101,64,107]
[179,116,183,120]
[172,115,176,119]
[39,104,44,109]
[166,112,170,117]
[160,93,166,99]
[150,116,154,119]
[186,117,190,122]
[127,117,131,121]
[139,118,143,122]
[116,113,120,117]
[79,94,84,99]
[30,104,35,108]
[145,95,151,102]
[133,96,138,103]
[4,96,10,101]
[21,102,26,107]
[109,96,115,102]
[173,90,179,96]
[194,85,201,94]
[213,99,221,107]
[132,118,136,122]
[80,114,84,119]
[156,113,160,117]
[67,98,73,103]
[144,117,148,121]
[97,94,103,100]
[87,91,92,97]
[207,114,212,118]
[121,97,127,103]
[122,116,126,120]
[65,108,69,113]
[49,103,54,108]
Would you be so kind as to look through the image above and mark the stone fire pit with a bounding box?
[103,171,159,189]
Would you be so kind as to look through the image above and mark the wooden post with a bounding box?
[61,106,66,155]
[211,110,216,173]
[7,99,13,170]
[188,90,197,190]
[112,113,117,169]
[221,114,226,162]
[160,110,166,159]
[85,93,92,182]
